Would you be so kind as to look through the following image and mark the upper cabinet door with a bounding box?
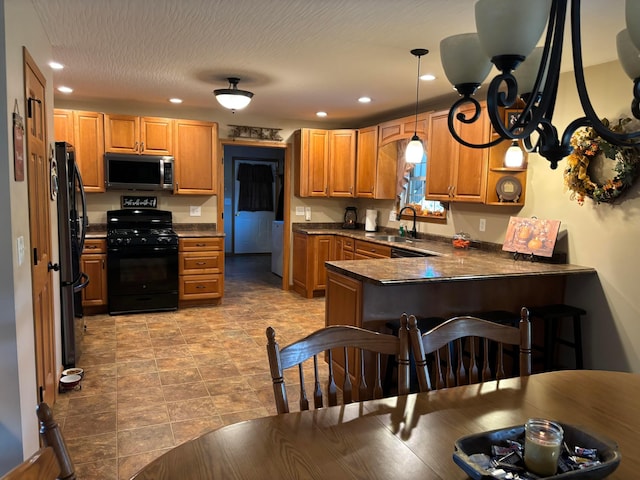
[104,114,173,155]
[328,129,356,197]
[73,111,105,192]
[53,109,105,192]
[174,119,218,195]
[355,126,378,198]
[140,116,173,155]
[104,114,139,153]
[295,129,330,197]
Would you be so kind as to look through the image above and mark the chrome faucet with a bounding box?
[397,206,417,238]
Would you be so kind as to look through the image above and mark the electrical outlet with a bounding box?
[479,218,486,232]
[296,206,305,216]
[305,207,312,221]
[190,206,202,217]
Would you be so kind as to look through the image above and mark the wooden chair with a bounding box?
[266,316,410,414]
[37,402,76,480]
[408,307,531,391]
[0,447,59,480]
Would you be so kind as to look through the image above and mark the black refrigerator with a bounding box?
[55,141,89,368]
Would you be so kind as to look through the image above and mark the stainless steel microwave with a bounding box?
[105,153,174,191]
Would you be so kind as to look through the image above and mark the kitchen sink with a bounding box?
[369,235,410,243]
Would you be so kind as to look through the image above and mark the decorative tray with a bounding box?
[453,423,620,479]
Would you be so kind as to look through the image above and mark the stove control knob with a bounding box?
[140,237,147,244]
[125,238,132,245]
[116,238,123,245]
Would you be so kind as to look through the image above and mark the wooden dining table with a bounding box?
[131,370,639,479]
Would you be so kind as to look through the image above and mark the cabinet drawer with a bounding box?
[83,239,106,254]
[354,239,391,258]
[179,251,223,274]
[342,237,355,251]
[179,237,223,252]
[179,274,223,299]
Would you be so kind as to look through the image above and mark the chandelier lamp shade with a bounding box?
[440,0,640,170]
[406,48,429,164]
[213,77,254,111]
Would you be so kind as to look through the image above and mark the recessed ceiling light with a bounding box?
[316,111,327,117]
[57,86,73,93]
[420,74,436,81]
[169,98,183,104]
[358,96,372,103]
[49,61,64,70]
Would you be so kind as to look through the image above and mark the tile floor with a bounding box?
[54,254,325,480]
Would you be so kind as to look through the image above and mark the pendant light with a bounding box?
[405,48,429,164]
[213,77,254,111]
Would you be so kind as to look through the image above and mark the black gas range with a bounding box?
[106,209,179,315]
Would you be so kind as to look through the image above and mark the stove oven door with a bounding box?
[107,244,178,314]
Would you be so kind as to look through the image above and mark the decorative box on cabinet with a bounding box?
[426,104,489,203]
[179,237,224,306]
[81,239,108,313]
[377,112,429,147]
[174,119,219,194]
[104,114,173,155]
[292,232,333,298]
[53,109,105,192]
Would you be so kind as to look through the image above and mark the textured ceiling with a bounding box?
[30,0,626,125]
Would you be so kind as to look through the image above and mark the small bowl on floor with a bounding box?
[59,374,82,389]
[62,367,84,378]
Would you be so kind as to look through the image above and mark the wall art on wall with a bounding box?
[121,196,157,208]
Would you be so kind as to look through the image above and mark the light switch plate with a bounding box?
[17,236,24,266]
[296,206,305,216]
[190,206,202,217]
[389,210,397,222]
[305,207,311,221]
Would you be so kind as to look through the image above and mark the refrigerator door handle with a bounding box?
[73,161,88,253]
[73,272,90,293]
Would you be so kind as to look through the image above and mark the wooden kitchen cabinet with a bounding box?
[353,239,391,259]
[104,114,173,155]
[81,239,107,310]
[377,112,429,147]
[173,119,218,195]
[292,232,333,298]
[294,128,356,198]
[53,109,105,192]
[355,125,395,199]
[426,104,489,203]
[179,237,224,305]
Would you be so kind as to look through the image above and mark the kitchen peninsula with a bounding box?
[322,237,595,331]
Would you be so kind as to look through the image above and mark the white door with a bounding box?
[234,160,276,254]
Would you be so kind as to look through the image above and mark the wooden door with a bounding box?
[104,114,139,153]
[73,111,105,192]
[426,109,455,201]
[451,103,488,202]
[174,119,217,194]
[24,48,56,405]
[328,129,356,197]
[355,126,377,198]
[140,117,173,155]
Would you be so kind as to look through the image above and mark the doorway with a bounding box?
[222,143,286,285]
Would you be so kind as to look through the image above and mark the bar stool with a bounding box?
[384,316,445,394]
[528,304,586,370]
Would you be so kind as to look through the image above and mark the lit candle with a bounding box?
[524,418,564,476]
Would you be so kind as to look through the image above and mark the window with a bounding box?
[398,148,446,219]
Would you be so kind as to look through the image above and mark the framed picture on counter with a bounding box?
[502,216,561,258]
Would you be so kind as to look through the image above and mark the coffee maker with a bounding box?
[343,206,357,229]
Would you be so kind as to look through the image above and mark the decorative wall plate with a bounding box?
[496,176,522,202]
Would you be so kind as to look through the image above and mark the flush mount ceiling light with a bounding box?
[440,0,640,170]
[405,48,429,164]
[213,77,253,111]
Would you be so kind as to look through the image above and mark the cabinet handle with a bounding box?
[196,285,206,289]
[134,141,139,152]
[196,261,206,265]
[140,141,144,152]
[102,259,105,269]
[86,245,97,249]
[195,243,206,247]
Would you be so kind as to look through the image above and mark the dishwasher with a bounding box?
[390,247,430,258]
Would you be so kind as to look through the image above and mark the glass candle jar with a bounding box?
[524,418,564,476]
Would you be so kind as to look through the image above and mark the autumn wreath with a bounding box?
[563,118,640,205]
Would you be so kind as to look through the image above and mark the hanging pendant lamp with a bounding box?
[406,48,429,164]
[213,77,254,111]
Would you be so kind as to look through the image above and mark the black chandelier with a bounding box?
[440,0,640,170]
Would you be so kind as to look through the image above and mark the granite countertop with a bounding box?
[325,253,595,286]
[294,224,595,286]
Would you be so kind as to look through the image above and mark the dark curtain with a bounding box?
[237,163,274,212]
